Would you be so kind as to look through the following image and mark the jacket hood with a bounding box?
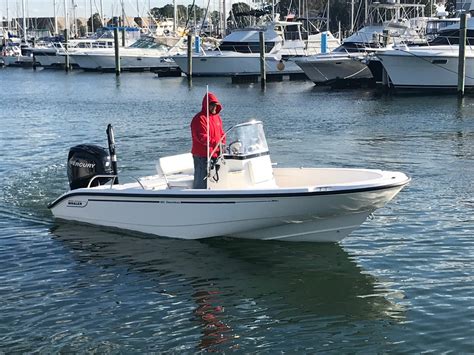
[201,92,222,114]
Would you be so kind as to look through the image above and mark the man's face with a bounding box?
[209,103,218,114]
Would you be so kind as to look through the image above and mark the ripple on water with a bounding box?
[1,70,473,352]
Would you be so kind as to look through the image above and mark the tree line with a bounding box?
[83,0,457,36]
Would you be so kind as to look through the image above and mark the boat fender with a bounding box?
[277,60,285,71]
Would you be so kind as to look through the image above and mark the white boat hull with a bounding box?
[377,46,474,89]
[0,55,34,67]
[172,53,303,76]
[33,53,70,68]
[296,54,373,84]
[70,51,177,71]
[49,168,408,242]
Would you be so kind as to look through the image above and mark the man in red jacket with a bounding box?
[191,92,226,189]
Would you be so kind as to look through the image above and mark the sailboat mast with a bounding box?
[21,0,27,42]
[53,0,58,35]
[350,0,354,33]
[71,0,76,38]
[121,0,125,26]
[148,0,151,32]
[100,0,104,26]
[6,0,10,32]
[223,0,226,36]
[90,0,94,33]
[64,0,69,37]
[326,0,329,32]
[173,0,176,33]
[365,0,368,24]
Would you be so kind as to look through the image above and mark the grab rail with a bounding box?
[87,175,118,188]
[86,174,146,190]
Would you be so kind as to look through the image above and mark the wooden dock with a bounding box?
[231,72,308,84]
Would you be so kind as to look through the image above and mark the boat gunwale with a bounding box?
[47,178,410,209]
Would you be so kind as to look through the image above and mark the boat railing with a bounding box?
[87,174,146,190]
[423,35,474,52]
[87,175,118,189]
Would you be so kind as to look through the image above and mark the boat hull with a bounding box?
[49,182,405,242]
[296,54,373,84]
[0,55,34,67]
[172,53,303,76]
[70,52,177,71]
[377,47,474,89]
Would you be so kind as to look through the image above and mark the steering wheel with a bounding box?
[228,140,242,155]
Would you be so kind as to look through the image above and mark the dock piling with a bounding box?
[114,27,121,76]
[64,29,70,72]
[458,13,467,97]
[187,34,193,86]
[259,31,266,90]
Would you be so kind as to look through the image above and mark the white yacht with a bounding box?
[69,35,184,71]
[295,0,430,85]
[0,41,35,67]
[172,19,339,76]
[30,28,140,69]
[376,17,474,90]
[377,45,474,89]
[31,38,118,68]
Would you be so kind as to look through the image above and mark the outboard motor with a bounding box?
[67,144,115,190]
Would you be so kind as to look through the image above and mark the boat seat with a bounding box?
[157,153,194,175]
[156,153,194,189]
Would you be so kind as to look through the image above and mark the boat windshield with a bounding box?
[130,37,169,49]
[225,121,269,157]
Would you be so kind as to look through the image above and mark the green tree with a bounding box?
[87,13,103,31]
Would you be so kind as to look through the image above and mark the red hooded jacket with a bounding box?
[191,92,226,158]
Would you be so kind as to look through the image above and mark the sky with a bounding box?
[0,0,230,19]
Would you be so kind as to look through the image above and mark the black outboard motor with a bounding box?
[67,144,115,190]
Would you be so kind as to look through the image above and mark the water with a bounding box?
[0,68,473,352]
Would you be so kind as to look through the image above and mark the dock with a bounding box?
[231,72,308,84]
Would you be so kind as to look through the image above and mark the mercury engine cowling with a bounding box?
[67,144,115,190]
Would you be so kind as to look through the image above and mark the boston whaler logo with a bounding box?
[70,159,96,169]
[67,199,88,208]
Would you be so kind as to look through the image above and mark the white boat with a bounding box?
[69,35,183,71]
[0,42,35,67]
[377,44,474,89]
[377,17,474,90]
[172,20,339,76]
[295,1,432,85]
[31,37,119,68]
[295,50,374,85]
[49,121,409,242]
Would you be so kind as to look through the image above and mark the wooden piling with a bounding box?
[259,31,266,90]
[187,34,193,85]
[120,18,126,47]
[64,29,70,72]
[382,29,390,47]
[458,13,467,96]
[114,27,121,76]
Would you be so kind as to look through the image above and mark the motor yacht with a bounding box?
[295,1,430,85]
[376,16,474,90]
[49,121,410,242]
[69,35,184,71]
[172,18,339,76]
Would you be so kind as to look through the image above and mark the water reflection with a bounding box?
[50,223,405,351]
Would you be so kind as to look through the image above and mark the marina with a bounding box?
[0,67,473,352]
[1,0,474,352]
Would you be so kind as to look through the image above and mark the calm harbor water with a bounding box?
[0,67,473,352]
